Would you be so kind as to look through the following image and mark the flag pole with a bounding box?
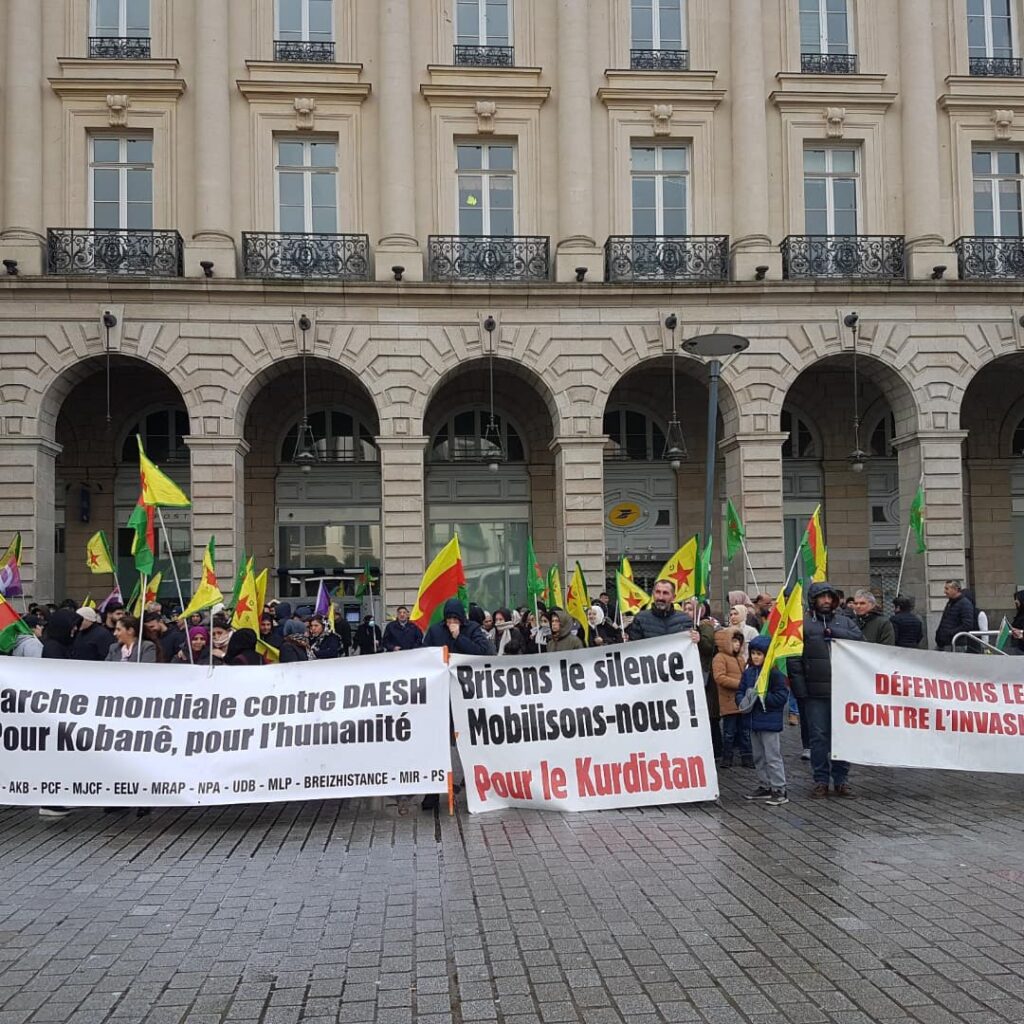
[739,540,760,596]
[783,547,802,590]
[368,573,378,653]
[136,574,147,662]
[156,507,193,664]
[894,521,914,603]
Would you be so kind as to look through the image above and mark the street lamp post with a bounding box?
[681,333,751,603]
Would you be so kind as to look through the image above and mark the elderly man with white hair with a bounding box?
[851,589,896,646]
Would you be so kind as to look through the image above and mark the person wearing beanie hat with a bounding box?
[71,606,115,662]
[735,635,790,806]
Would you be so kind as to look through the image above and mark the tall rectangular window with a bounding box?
[91,0,149,37]
[631,0,685,50]
[456,0,511,46]
[630,145,688,235]
[276,0,334,42]
[276,139,338,233]
[90,136,153,230]
[973,149,1024,235]
[799,0,850,54]
[457,143,515,235]
[803,148,858,234]
[968,0,1015,59]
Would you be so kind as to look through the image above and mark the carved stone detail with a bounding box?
[106,94,130,128]
[294,97,316,130]
[475,100,497,134]
[992,108,1014,141]
[651,103,673,136]
[824,106,846,139]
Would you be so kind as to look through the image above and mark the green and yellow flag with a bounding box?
[86,530,114,575]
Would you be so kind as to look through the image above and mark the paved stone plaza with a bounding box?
[1,733,1023,1024]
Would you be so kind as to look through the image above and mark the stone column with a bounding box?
[554,0,602,281]
[0,0,45,274]
[374,0,423,280]
[377,436,428,609]
[720,433,787,594]
[551,437,606,589]
[186,0,237,276]
[729,0,781,280]
[893,430,969,641]
[0,437,61,602]
[184,436,249,581]
[897,2,956,278]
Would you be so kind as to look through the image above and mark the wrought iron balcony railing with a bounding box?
[969,56,1024,77]
[453,44,515,67]
[274,39,336,63]
[428,235,550,282]
[800,52,858,74]
[47,228,183,277]
[604,235,729,282]
[954,236,1024,279]
[88,36,151,59]
[242,232,371,280]
[780,235,906,280]
[630,48,690,71]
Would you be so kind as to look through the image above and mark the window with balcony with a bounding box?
[968,0,1021,75]
[455,0,514,66]
[954,149,1024,278]
[631,145,688,235]
[630,0,688,70]
[457,142,515,235]
[91,136,152,230]
[242,137,369,280]
[799,0,857,73]
[90,0,150,59]
[781,145,904,279]
[275,0,335,62]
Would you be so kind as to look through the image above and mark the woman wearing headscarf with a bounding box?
[728,590,760,630]
[210,614,232,663]
[173,626,209,663]
[493,608,525,655]
[225,628,262,666]
[586,604,622,646]
[41,609,78,659]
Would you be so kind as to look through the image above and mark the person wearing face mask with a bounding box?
[354,614,383,655]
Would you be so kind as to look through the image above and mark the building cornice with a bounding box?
[54,56,182,85]
[237,61,370,102]
[599,69,723,108]
[420,65,549,106]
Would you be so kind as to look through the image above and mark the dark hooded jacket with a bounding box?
[225,628,262,666]
[41,609,78,659]
[935,591,976,649]
[423,599,495,655]
[70,620,115,661]
[787,582,864,701]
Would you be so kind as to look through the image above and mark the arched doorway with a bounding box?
[960,355,1024,619]
[423,361,555,612]
[601,360,724,594]
[781,355,914,604]
[242,360,381,606]
[53,359,190,604]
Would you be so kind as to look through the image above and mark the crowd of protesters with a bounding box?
[6,575,1009,816]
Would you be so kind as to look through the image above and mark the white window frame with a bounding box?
[799,0,852,55]
[972,148,1024,236]
[456,142,517,236]
[89,0,150,37]
[456,0,512,47]
[274,137,339,234]
[630,144,690,235]
[631,0,687,50]
[275,0,334,42]
[968,0,1018,57]
[88,135,153,230]
[803,146,860,235]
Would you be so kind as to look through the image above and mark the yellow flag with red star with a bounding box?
[756,583,804,699]
[181,537,223,618]
[658,535,699,601]
[231,564,260,632]
[616,571,651,615]
[565,561,591,645]
[137,435,191,508]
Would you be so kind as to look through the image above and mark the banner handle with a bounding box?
[447,771,454,816]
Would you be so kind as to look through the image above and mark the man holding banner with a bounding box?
[787,582,863,798]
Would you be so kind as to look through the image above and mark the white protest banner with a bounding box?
[832,640,1024,773]
[450,635,718,813]
[0,648,451,806]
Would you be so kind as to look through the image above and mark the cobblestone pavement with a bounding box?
[1,730,1023,1024]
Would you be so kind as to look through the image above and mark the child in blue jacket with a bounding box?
[736,635,790,806]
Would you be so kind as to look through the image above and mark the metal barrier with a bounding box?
[950,630,1010,655]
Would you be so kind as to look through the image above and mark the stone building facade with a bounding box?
[2,0,1024,630]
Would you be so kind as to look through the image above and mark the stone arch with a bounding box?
[959,353,1024,459]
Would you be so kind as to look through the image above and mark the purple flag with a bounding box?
[97,585,122,614]
[0,557,22,597]
[314,580,330,618]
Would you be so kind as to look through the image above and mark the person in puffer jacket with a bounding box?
[787,581,863,799]
[736,635,790,805]
[713,628,751,768]
[423,598,494,655]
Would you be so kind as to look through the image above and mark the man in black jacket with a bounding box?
[382,606,423,651]
[934,579,976,650]
[70,607,115,661]
[787,581,864,798]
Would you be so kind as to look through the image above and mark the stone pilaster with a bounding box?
[554,0,602,282]
[550,437,606,590]
[893,430,969,637]
[374,0,423,280]
[0,437,61,602]
[897,1,956,279]
[0,0,44,274]
[720,433,786,594]
[821,460,870,588]
[377,436,428,610]
[728,0,781,280]
[184,436,249,581]
[186,0,237,277]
